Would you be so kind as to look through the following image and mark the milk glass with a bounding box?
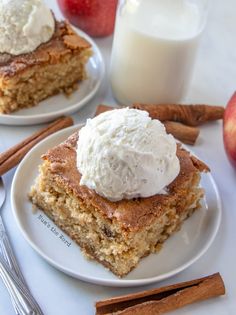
[110,0,209,105]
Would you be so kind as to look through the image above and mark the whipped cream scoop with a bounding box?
[0,0,55,55]
[77,108,180,201]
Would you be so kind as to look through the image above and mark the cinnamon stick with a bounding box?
[164,121,199,145]
[96,273,225,315]
[132,104,225,126]
[95,105,199,145]
[0,116,73,176]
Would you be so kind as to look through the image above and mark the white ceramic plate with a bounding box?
[0,29,104,126]
[11,126,222,287]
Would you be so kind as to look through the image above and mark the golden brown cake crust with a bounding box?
[0,20,91,79]
[42,132,209,231]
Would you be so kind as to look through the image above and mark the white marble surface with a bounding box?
[0,0,236,314]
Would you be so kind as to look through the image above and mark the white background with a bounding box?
[0,0,236,314]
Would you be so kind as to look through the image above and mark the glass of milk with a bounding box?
[110,0,209,105]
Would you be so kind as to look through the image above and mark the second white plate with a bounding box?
[0,29,104,126]
[11,126,222,287]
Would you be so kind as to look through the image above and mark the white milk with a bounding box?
[110,0,205,105]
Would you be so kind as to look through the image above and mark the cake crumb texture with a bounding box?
[29,133,209,277]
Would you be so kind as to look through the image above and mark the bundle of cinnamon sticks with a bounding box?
[95,103,225,145]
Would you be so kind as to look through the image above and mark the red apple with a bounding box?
[57,0,118,37]
[223,92,236,168]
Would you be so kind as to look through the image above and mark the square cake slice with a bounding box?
[0,20,92,114]
[29,132,209,277]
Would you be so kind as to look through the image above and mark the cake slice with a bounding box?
[0,20,92,114]
[29,132,209,277]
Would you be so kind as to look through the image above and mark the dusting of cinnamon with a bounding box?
[63,35,91,50]
[190,155,210,172]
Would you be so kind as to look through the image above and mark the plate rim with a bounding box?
[11,125,222,287]
[0,28,105,126]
